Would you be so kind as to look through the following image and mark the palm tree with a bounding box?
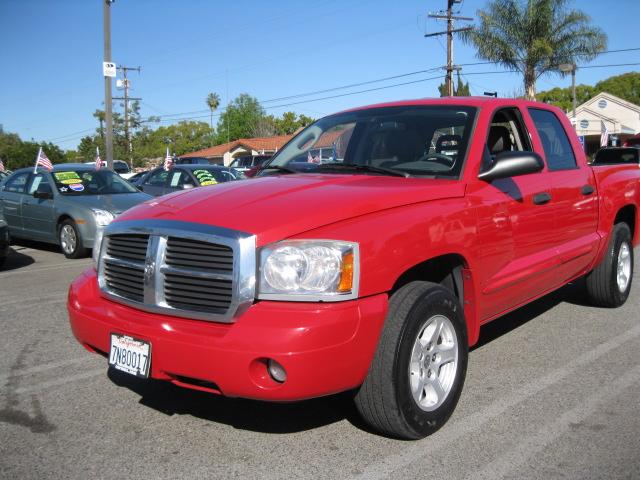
[460,0,606,100]
[206,92,221,143]
[93,109,106,139]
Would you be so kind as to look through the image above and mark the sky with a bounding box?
[1,0,639,151]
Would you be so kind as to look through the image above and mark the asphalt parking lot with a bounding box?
[1,242,639,480]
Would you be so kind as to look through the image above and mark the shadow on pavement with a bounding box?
[106,278,597,434]
[107,368,362,434]
[473,278,592,350]
[1,247,36,271]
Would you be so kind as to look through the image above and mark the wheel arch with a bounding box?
[390,253,480,346]
[614,204,637,243]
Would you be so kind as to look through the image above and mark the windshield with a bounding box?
[263,105,477,178]
[52,170,139,195]
[191,167,245,185]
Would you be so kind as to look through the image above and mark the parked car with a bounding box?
[126,170,150,188]
[0,171,9,181]
[175,156,210,165]
[593,147,640,165]
[0,164,152,258]
[69,97,640,439]
[623,134,640,148]
[0,217,8,268]
[85,160,134,179]
[138,164,245,197]
[229,155,271,176]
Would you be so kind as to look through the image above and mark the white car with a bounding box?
[84,160,135,179]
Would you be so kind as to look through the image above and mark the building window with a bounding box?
[598,99,608,109]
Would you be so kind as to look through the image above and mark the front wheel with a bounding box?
[59,220,88,259]
[586,222,634,307]
[354,281,468,439]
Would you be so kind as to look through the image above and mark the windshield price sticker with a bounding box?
[54,172,83,184]
[194,169,218,186]
[108,334,151,379]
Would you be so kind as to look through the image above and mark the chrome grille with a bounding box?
[106,234,149,262]
[164,273,232,313]
[97,220,256,323]
[103,261,145,302]
[165,237,233,271]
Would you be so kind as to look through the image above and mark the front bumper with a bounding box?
[67,268,388,401]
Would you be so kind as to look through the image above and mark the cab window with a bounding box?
[528,108,577,170]
[3,172,30,193]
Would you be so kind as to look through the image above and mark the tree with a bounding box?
[272,111,315,134]
[437,72,471,97]
[215,93,266,143]
[93,109,105,139]
[461,0,606,100]
[205,92,221,141]
[0,128,67,170]
[536,72,640,111]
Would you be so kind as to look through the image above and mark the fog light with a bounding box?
[267,359,287,383]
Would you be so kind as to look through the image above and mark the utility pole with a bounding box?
[103,0,114,170]
[113,66,141,166]
[425,0,473,96]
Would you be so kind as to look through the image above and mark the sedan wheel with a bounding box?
[59,220,88,259]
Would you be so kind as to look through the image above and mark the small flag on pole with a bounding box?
[164,148,173,171]
[0,158,5,172]
[33,147,53,173]
[600,120,609,147]
[95,147,102,170]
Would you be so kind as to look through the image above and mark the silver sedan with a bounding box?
[0,163,152,258]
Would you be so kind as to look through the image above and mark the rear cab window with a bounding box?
[528,108,577,170]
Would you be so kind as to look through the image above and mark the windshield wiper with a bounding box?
[316,163,408,177]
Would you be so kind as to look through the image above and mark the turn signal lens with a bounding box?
[338,251,354,292]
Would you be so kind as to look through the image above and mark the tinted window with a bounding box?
[27,173,52,194]
[3,172,30,193]
[529,108,577,170]
[168,170,194,188]
[52,170,138,195]
[145,169,169,186]
[594,148,639,165]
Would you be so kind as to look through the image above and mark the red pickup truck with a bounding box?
[68,98,639,439]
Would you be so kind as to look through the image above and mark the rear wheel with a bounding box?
[354,281,468,439]
[586,222,633,307]
[59,219,88,259]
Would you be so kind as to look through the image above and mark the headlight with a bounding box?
[92,209,115,226]
[258,240,359,301]
[92,227,104,269]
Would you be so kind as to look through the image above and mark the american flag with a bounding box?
[33,147,53,173]
[163,148,173,171]
[95,147,102,170]
[600,120,609,147]
[0,158,5,172]
[307,150,321,164]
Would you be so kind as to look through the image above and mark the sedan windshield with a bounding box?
[263,105,477,178]
[52,170,139,195]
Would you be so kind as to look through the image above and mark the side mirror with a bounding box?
[182,183,195,190]
[33,189,53,200]
[478,151,544,182]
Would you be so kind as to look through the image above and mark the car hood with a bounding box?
[61,192,152,215]
[117,175,465,245]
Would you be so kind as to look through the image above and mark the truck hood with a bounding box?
[117,174,465,245]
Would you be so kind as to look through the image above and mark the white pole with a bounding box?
[34,147,42,174]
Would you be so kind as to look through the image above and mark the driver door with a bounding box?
[22,173,56,242]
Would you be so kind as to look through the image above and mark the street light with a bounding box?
[559,63,577,121]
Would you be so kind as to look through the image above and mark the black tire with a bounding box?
[586,222,633,307]
[59,219,88,259]
[354,281,468,439]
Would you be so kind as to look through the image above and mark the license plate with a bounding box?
[108,334,151,379]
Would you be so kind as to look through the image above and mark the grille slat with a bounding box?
[101,231,237,319]
[165,237,233,272]
[106,234,149,262]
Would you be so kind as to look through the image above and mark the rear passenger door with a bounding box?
[0,172,31,236]
[528,108,598,278]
